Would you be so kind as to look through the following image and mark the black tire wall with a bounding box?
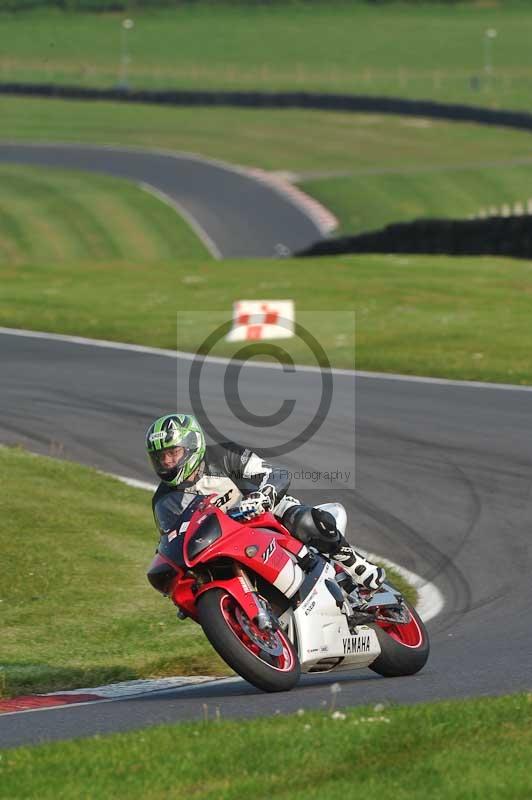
[4,83,532,137]
[299,215,532,260]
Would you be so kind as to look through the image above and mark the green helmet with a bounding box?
[145,414,206,486]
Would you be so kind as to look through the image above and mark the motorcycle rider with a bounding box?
[146,413,385,592]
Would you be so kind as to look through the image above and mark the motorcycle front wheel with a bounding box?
[197,588,300,693]
[369,603,430,677]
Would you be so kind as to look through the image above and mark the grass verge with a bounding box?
[2,253,532,385]
[3,4,532,111]
[0,446,413,698]
[1,694,531,798]
[0,164,208,265]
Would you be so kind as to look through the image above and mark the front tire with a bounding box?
[197,588,300,693]
[369,604,430,677]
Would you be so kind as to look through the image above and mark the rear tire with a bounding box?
[369,604,429,677]
[197,588,300,693]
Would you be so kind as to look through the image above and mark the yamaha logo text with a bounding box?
[342,634,371,655]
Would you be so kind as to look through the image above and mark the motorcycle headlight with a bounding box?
[187,515,222,561]
[147,559,178,595]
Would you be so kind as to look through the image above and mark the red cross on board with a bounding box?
[246,325,263,339]
[235,304,280,326]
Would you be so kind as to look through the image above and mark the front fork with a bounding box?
[194,564,276,631]
[234,564,277,631]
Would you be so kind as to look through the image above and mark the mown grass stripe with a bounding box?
[2,173,86,263]
[0,164,208,264]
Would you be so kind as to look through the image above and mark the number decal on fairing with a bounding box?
[262,540,276,562]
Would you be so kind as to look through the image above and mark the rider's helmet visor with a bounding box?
[149,446,188,482]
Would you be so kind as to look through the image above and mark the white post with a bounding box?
[484,28,497,76]
[118,18,134,90]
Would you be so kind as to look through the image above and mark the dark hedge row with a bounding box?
[3,82,532,136]
[0,0,489,11]
[300,216,532,260]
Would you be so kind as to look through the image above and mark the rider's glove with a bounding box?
[239,485,277,519]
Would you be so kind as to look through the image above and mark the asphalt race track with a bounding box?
[0,142,323,258]
[1,136,532,749]
[1,329,532,748]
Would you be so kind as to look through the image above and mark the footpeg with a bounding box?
[347,610,376,631]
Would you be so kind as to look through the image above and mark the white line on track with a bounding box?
[2,325,532,391]
[139,182,222,260]
[110,474,156,492]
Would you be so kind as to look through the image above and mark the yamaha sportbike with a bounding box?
[147,495,430,692]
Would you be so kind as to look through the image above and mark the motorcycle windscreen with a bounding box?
[153,492,204,536]
[157,533,186,567]
[154,494,207,567]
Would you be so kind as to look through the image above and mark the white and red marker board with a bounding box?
[226,300,294,342]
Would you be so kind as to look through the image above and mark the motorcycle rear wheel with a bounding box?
[198,588,300,693]
[369,603,430,677]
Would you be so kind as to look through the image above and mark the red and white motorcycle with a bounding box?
[147,495,430,692]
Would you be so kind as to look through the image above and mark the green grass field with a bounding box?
[6,98,532,174]
[2,252,532,385]
[1,693,531,799]
[2,3,532,111]
[304,162,532,236]
[0,164,207,264]
[0,446,231,697]
[4,97,532,236]
[0,446,413,698]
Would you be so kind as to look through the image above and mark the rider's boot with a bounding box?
[309,506,386,592]
[332,537,386,593]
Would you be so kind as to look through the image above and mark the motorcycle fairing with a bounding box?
[170,575,263,625]
[282,559,381,672]
[172,574,197,620]
[147,554,180,595]
[184,503,305,599]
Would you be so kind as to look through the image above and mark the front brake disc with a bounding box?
[235,607,283,656]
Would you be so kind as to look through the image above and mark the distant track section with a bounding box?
[0,142,323,258]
